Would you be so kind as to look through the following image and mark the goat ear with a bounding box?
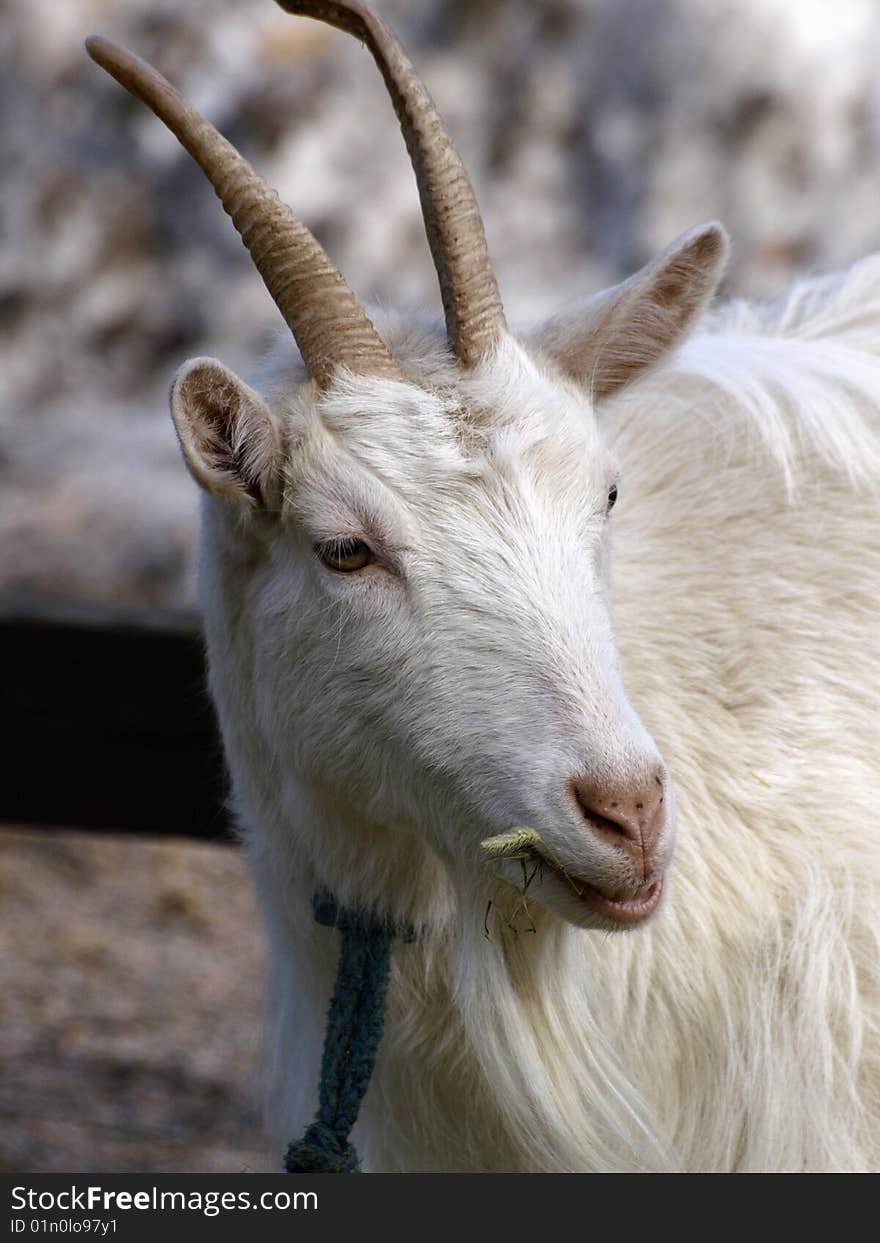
[527,222,729,402]
[170,358,283,507]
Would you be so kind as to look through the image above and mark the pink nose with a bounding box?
[571,770,666,870]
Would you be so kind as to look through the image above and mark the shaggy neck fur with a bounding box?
[202,257,880,1173]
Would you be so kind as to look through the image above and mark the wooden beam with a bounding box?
[1,594,232,840]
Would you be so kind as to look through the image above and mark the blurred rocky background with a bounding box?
[3,0,880,1171]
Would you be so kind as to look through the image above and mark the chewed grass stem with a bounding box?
[480,825,587,937]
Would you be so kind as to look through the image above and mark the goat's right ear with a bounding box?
[170,358,284,507]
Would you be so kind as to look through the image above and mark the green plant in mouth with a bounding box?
[480,826,545,861]
[480,827,547,937]
[480,827,587,937]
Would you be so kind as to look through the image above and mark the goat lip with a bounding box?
[536,853,663,925]
[575,878,663,924]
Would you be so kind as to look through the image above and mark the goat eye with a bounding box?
[607,484,618,513]
[315,537,373,572]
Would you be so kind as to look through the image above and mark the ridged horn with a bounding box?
[85,35,402,389]
[275,1,507,367]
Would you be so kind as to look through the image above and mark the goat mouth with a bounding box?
[535,852,663,925]
[569,877,663,924]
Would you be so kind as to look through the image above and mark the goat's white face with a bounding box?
[294,344,672,929]
[173,299,716,930]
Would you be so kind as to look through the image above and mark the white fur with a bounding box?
[194,253,880,1173]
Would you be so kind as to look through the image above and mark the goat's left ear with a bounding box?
[526,222,729,402]
[170,357,284,508]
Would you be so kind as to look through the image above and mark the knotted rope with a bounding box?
[284,892,416,1173]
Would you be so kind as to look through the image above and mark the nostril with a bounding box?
[570,773,667,853]
[573,782,636,842]
[578,804,629,839]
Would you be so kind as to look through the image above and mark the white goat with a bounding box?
[88,0,879,1172]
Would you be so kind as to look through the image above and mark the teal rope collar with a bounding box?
[284,892,417,1174]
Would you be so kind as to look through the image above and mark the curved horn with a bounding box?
[85,35,401,388]
[275,1,506,367]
